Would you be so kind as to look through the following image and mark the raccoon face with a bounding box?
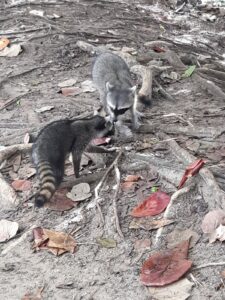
[106,82,136,121]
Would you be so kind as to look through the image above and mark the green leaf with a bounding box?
[151,186,158,193]
[97,238,117,248]
[16,100,21,106]
[181,65,196,78]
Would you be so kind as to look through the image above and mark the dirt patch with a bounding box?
[1,0,225,299]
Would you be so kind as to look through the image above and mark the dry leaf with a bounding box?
[24,133,31,144]
[148,278,193,300]
[35,106,54,113]
[167,229,200,249]
[129,218,175,231]
[21,287,44,300]
[134,239,151,251]
[45,189,76,211]
[97,238,117,248]
[121,174,142,190]
[29,9,44,17]
[141,240,192,286]
[0,38,10,50]
[32,227,76,255]
[58,78,77,87]
[208,224,225,243]
[92,137,111,146]
[12,179,31,191]
[0,44,22,57]
[0,219,19,242]
[12,153,22,172]
[81,80,96,92]
[67,183,91,202]
[60,87,82,96]
[201,210,225,234]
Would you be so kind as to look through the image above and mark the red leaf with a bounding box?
[140,240,192,286]
[59,87,82,96]
[121,174,142,190]
[131,191,170,217]
[45,188,76,211]
[153,46,166,53]
[11,179,31,191]
[178,159,205,189]
[92,137,111,146]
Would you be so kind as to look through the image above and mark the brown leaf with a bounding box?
[59,87,82,96]
[167,229,200,249]
[11,153,22,172]
[124,174,142,182]
[11,179,31,191]
[129,218,174,231]
[208,224,225,243]
[201,210,225,234]
[0,219,19,242]
[21,287,44,300]
[0,38,10,50]
[141,240,192,286]
[134,239,151,251]
[32,227,76,255]
[45,189,76,211]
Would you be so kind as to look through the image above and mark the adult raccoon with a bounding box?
[92,52,143,130]
[32,115,112,207]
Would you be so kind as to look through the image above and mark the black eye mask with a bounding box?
[112,107,130,115]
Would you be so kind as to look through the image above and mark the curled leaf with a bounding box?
[178,159,205,189]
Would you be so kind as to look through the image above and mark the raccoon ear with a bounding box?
[129,86,136,94]
[106,82,114,92]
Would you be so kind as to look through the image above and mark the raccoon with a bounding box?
[92,52,142,129]
[32,115,112,208]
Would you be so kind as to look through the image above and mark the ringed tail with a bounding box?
[35,161,56,207]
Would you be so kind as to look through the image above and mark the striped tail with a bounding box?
[35,161,56,207]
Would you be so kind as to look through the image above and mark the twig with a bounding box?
[113,165,124,239]
[0,92,33,111]
[193,262,225,270]
[92,150,123,223]
[153,79,175,102]
[154,184,194,247]
[0,144,32,164]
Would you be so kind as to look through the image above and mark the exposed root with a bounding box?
[113,165,124,239]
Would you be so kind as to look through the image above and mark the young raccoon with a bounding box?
[32,115,112,208]
[92,52,142,129]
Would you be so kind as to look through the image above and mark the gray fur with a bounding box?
[92,52,141,129]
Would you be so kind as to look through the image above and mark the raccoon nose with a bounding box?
[113,115,118,122]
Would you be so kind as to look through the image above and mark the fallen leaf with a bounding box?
[0,219,19,242]
[56,282,75,289]
[21,287,44,300]
[81,80,96,93]
[121,174,142,190]
[178,159,205,189]
[45,189,76,211]
[167,229,200,249]
[59,87,82,96]
[92,137,111,146]
[182,65,196,78]
[35,106,54,113]
[47,13,61,19]
[129,218,174,231]
[10,153,22,172]
[153,46,166,53]
[97,238,117,248]
[121,181,136,190]
[24,133,31,144]
[67,183,91,202]
[0,44,22,57]
[221,269,225,279]
[208,224,225,243]
[58,78,77,87]
[131,191,170,217]
[201,210,225,234]
[18,167,36,179]
[141,240,192,286]
[32,227,76,255]
[148,278,193,300]
[134,239,151,251]
[12,179,31,191]
[151,186,158,193]
[29,9,44,17]
[0,38,10,50]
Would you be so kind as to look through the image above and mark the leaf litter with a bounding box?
[67,183,91,202]
[0,219,19,242]
[32,227,76,256]
[129,218,175,231]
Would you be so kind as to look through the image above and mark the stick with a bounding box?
[113,165,124,239]
[193,262,225,270]
[0,144,32,164]
[92,150,123,222]
[0,92,33,111]
[154,184,194,247]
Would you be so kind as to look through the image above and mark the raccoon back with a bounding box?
[92,52,133,91]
